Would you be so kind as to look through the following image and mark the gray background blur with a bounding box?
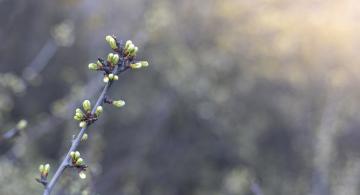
[1,0,360,194]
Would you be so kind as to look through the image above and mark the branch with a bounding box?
[40,36,148,195]
[43,67,120,195]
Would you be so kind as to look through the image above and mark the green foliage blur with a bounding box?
[1,0,360,194]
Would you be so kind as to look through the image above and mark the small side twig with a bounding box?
[250,179,264,195]
[0,120,27,144]
[36,164,50,188]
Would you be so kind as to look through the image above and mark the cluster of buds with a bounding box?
[74,100,103,128]
[123,40,149,69]
[88,53,120,83]
[70,151,88,179]
[88,56,119,83]
[90,35,149,83]
[124,40,138,57]
[35,164,50,186]
[106,35,119,51]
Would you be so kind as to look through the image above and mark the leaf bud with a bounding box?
[112,54,119,64]
[103,76,109,83]
[16,119,27,130]
[76,158,83,165]
[76,108,83,115]
[83,100,91,111]
[113,100,125,107]
[44,164,50,174]
[75,112,83,119]
[107,53,114,62]
[97,60,102,66]
[70,151,76,159]
[125,40,132,49]
[82,133,88,141]
[130,63,142,69]
[39,165,44,173]
[129,47,138,56]
[105,35,112,43]
[75,151,80,160]
[140,61,149,67]
[79,121,87,128]
[110,38,117,50]
[95,106,103,116]
[79,172,86,179]
[126,44,135,53]
[88,63,98,70]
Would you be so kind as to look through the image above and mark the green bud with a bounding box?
[125,40,132,49]
[83,100,91,111]
[74,116,82,121]
[70,151,76,159]
[113,100,125,107]
[130,47,138,56]
[79,121,87,128]
[110,38,117,50]
[75,112,83,119]
[97,60,102,66]
[76,108,83,115]
[95,106,103,116]
[16,119,27,130]
[88,63,98,70]
[105,35,112,43]
[39,165,44,173]
[126,44,135,53]
[114,75,118,81]
[112,54,119,64]
[140,61,149,67]
[82,133,88,141]
[108,74,114,80]
[44,164,50,174]
[76,158,83,165]
[107,53,114,62]
[79,172,86,179]
[130,63,142,69]
[75,151,80,160]
[103,76,109,83]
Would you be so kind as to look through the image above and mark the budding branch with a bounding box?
[43,60,128,195]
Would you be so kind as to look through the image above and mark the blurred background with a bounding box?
[1,0,360,194]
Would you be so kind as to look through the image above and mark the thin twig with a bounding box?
[250,179,264,195]
[311,90,343,195]
[0,128,19,144]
